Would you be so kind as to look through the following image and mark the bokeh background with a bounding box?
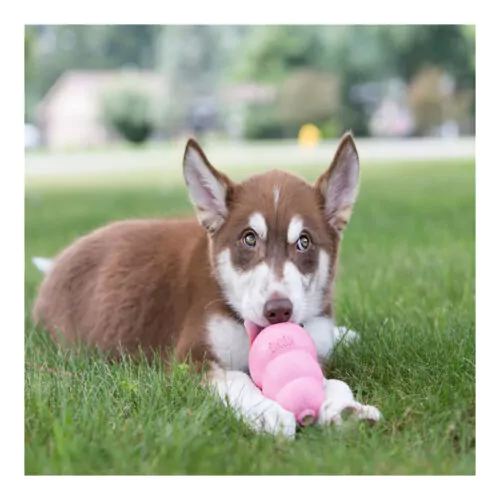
[24,25,475,149]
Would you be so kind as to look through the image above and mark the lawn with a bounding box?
[24,158,475,475]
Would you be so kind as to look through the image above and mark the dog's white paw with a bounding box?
[319,399,381,426]
[355,404,382,423]
[212,369,297,439]
[302,318,360,361]
[318,379,381,426]
[318,379,357,425]
[334,325,360,345]
[247,405,297,438]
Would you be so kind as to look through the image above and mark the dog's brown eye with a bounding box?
[243,231,257,248]
[296,234,310,252]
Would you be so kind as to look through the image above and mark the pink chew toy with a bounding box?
[245,321,325,426]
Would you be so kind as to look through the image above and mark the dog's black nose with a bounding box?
[264,298,293,324]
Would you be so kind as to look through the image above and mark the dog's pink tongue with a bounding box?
[244,320,263,345]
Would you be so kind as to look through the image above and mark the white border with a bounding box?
[22,1,478,24]
[475,11,497,488]
[2,4,491,498]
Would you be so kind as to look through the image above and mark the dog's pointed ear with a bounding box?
[183,139,233,234]
[315,132,360,232]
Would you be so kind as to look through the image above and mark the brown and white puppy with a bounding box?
[32,133,380,438]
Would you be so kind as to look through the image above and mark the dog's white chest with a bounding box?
[207,314,250,372]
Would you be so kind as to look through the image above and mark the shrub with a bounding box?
[244,105,293,140]
[243,70,341,140]
[101,88,157,144]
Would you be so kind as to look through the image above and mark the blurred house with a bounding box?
[36,70,168,150]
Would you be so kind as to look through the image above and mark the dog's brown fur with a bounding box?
[32,219,227,365]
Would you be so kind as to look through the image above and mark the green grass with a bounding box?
[25,159,475,475]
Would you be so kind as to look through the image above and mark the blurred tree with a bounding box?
[236,26,390,136]
[462,25,476,133]
[380,25,475,87]
[383,25,475,134]
[276,69,341,137]
[244,69,341,140]
[407,67,447,134]
[101,86,157,144]
[407,66,474,135]
[159,25,251,136]
[322,26,393,135]
[25,25,475,138]
[237,25,475,137]
[24,28,36,84]
[236,26,341,138]
[236,25,327,82]
[24,25,162,122]
[277,70,339,123]
[24,27,37,121]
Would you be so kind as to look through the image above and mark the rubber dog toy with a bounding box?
[246,321,325,426]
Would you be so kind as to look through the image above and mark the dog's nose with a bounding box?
[264,298,293,324]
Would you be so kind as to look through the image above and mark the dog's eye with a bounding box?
[296,234,310,252]
[243,231,257,248]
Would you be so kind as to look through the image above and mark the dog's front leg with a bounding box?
[210,367,296,438]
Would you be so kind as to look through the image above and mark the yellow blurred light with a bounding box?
[298,123,321,148]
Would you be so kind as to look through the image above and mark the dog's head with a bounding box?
[183,134,360,327]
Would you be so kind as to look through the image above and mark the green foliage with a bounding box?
[244,69,341,139]
[384,25,475,86]
[319,120,341,139]
[277,70,339,124]
[24,28,36,82]
[159,26,250,131]
[101,88,156,144]
[407,67,475,135]
[238,25,475,136]
[25,25,476,137]
[25,25,161,121]
[244,105,293,140]
[25,27,38,122]
[25,158,475,474]
[237,26,327,82]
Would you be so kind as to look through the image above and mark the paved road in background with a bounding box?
[25,137,475,179]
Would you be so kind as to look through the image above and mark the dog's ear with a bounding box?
[183,139,233,234]
[315,132,360,232]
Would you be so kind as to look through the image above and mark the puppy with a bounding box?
[32,133,381,438]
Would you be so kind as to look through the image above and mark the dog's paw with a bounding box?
[318,397,356,426]
[319,399,381,426]
[247,405,297,438]
[318,379,381,426]
[333,325,360,345]
[302,318,360,361]
[355,404,382,423]
[212,369,297,439]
